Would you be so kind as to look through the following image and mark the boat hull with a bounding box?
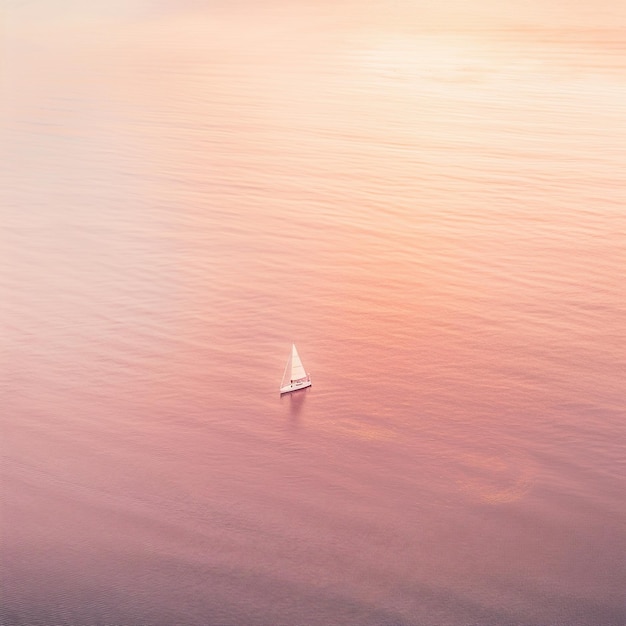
[280,379,312,394]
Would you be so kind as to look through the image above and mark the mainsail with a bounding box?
[289,344,307,382]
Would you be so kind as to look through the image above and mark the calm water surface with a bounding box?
[2,2,626,624]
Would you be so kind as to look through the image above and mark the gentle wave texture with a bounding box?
[2,1,626,624]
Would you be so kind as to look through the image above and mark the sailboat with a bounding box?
[280,344,312,394]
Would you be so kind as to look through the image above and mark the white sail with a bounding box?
[290,344,307,381]
[280,344,312,393]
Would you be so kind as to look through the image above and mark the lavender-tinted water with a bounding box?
[2,2,625,624]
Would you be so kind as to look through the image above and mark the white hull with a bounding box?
[280,379,312,394]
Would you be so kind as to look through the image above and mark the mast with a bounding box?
[281,347,293,389]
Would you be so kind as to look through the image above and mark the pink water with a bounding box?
[2,2,626,624]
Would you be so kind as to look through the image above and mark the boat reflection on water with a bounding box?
[283,384,309,420]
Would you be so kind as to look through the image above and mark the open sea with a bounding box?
[2,1,625,624]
